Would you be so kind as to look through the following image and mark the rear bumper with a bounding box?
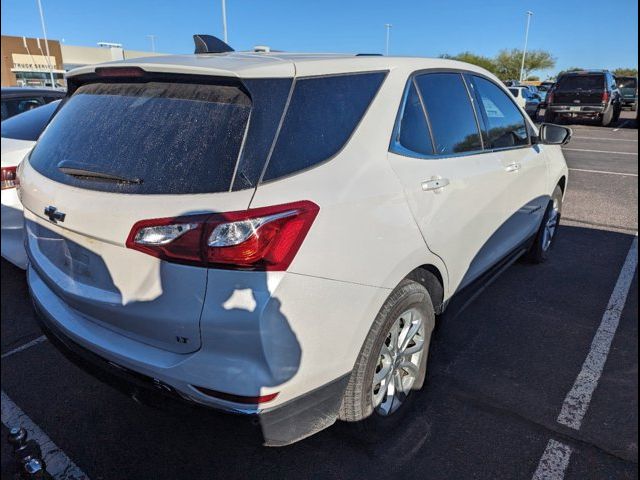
[548,105,605,115]
[31,273,351,446]
[27,259,389,444]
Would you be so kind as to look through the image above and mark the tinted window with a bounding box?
[1,97,45,121]
[471,76,529,149]
[509,88,520,98]
[231,78,293,190]
[396,81,433,155]
[29,82,251,194]
[415,73,481,155]
[619,77,637,89]
[263,72,386,181]
[1,100,60,141]
[557,74,604,90]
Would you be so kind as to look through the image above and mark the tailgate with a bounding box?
[19,78,257,354]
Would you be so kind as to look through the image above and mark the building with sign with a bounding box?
[1,35,65,87]
[1,35,164,88]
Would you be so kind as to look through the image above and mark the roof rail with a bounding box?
[356,53,382,56]
[193,34,234,54]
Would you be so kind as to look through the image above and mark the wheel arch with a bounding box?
[557,175,567,194]
[406,264,445,314]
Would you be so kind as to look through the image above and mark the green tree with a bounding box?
[439,52,499,76]
[613,68,638,77]
[526,75,540,81]
[494,49,556,81]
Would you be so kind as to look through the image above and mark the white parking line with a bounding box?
[1,390,89,480]
[573,136,637,142]
[563,148,638,156]
[532,235,637,480]
[532,440,573,480]
[1,335,47,359]
[568,168,638,177]
[557,235,638,429]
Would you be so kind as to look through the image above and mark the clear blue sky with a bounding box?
[2,0,637,76]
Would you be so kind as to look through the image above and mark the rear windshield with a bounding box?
[556,74,604,90]
[618,77,637,89]
[28,82,251,194]
[1,100,60,141]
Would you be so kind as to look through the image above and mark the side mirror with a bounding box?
[537,123,572,145]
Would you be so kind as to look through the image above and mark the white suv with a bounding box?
[18,51,570,446]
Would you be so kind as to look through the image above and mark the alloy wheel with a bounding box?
[371,308,425,416]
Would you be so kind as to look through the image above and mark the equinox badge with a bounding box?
[44,206,66,224]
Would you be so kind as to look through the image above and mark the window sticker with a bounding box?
[482,97,504,118]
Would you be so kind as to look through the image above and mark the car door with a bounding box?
[467,74,548,249]
[388,71,515,293]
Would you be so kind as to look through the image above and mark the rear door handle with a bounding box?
[505,163,521,173]
[422,178,450,191]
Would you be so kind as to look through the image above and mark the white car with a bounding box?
[508,86,542,118]
[19,49,570,446]
[1,100,60,269]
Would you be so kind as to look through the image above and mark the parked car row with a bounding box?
[2,40,571,447]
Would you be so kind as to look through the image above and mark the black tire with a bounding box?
[544,110,557,123]
[612,104,622,123]
[601,106,614,127]
[339,279,435,439]
[526,185,563,263]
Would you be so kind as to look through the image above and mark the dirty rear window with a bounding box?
[28,82,251,194]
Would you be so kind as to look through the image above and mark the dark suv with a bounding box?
[617,76,638,111]
[544,70,622,126]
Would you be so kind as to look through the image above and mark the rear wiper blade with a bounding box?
[57,160,143,184]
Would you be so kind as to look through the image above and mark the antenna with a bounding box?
[193,34,234,54]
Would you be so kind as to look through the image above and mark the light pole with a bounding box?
[221,0,228,43]
[519,11,533,82]
[146,35,156,52]
[385,23,392,56]
[35,0,56,88]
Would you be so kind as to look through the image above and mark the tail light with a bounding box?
[1,166,18,190]
[602,91,610,103]
[126,200,319,271]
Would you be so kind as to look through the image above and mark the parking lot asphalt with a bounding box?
[1,112,637,480]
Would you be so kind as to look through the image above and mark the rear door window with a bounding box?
[470,76,529,149]
[262,72,386,182]
[28,82,251,194]
[1,100,60,141]
[414,73,482,155]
